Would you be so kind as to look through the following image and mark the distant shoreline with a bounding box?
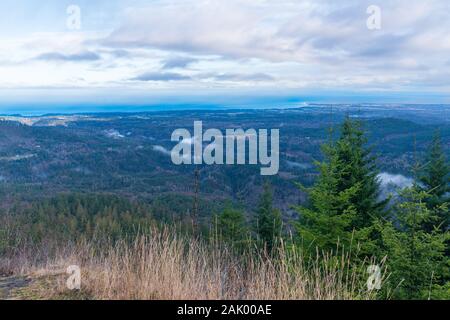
[1,103,449,117]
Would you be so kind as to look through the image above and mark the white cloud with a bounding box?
[104,129,125,139]
[1,0,450,99]
[152,145,172,156]
[100,0,450,91]
[378,172,414,189]
[377,172,415,200]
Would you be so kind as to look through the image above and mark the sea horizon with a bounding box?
[1,102,450,117]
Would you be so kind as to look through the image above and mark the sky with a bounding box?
[0,0,450,111]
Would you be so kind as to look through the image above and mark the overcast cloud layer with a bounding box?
[0,0,449,105]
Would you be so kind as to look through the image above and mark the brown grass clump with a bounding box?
[1,228,380,300]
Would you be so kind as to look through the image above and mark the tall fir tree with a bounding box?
[295,118,386,253]
[420,130,449,231]
[255,183,282,252]
[295,140,357,251]
[335,117,387,228]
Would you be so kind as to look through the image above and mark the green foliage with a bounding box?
[295,118,386,253]
[336,118,388,228]
[294,144,357,251]
[420,130,449,230]
[0,194,155,249]
[293,119,449,299]
[255,183,282,251]
[214,204,249,250]
[378,186,449,299]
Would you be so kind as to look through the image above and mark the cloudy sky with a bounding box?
[0,0,449,110]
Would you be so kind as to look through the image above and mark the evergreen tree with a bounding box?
[420,130,449,230]
[379,185,449,299]
[295,138,357,251]
[255,183,282,251]
[215,205,248,249]
[295,118,386,253]
[335,117,387,228]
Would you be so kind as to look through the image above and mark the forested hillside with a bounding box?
[1,109,448,300]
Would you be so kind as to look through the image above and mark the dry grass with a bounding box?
[1,228,379,300]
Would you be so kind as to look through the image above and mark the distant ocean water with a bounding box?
[1,101,449,117]
[0,101,309,116]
